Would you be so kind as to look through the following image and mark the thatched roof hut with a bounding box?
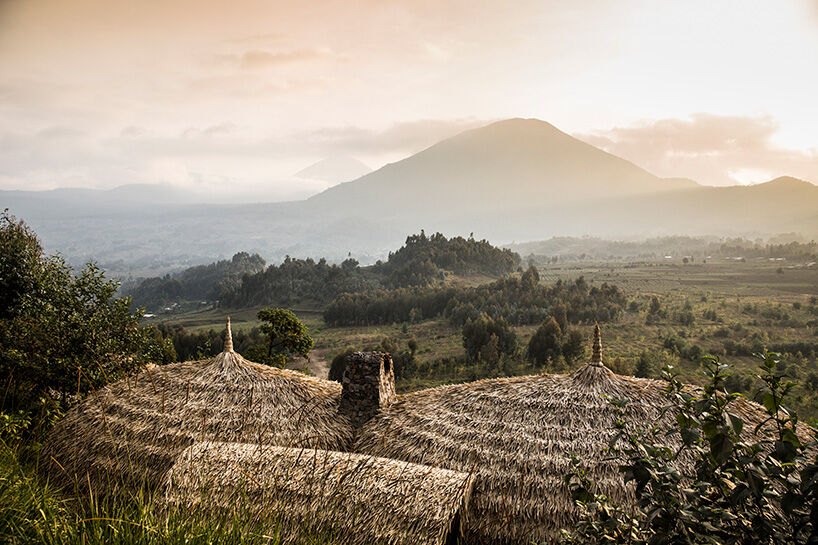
[40,319,353,496]
[159,441,474,545]
[351,324,777,544]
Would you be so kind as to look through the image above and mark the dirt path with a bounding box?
[286,348,330,379]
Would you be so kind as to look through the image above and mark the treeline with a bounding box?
[514,235,817,262]
[374,231,519,287]
[324,267,626,327]
[128,232,521,311]
[218,257,377,308]
[128,252,266,309]
[148,323,266,362]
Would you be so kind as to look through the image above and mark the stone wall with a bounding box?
[339,351,396,431]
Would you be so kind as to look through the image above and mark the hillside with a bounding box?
[294,156,372,185]
[308,118,696,215]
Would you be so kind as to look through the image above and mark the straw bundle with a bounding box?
[159,442,474,545]
[352,330,784,544]
[40,320,353,496]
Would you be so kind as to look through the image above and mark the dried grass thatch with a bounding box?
[159,441,474,545]
[352,325,783,544]
[40,319,353,496]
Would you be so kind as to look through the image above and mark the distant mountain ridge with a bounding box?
[294,156,372,185]
[1,118,816,272]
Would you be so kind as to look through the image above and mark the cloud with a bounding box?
[0,118,491,193]
[301,118,490,155]
[238,49,327,69]
[579,114,818,186]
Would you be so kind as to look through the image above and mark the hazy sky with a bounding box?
[1,0,817,196]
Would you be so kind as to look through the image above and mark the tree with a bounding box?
[562,329,585,364]
[407,337,418,356]
[528,317,562,367]
[462,314,516,363]
[256,308,314,367]
[0,210,150,414]
[0,210,43,320]
[521,265,540,290]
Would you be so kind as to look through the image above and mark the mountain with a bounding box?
[308,118,696,215]
[1,119,816,274]
[294,156,372,185]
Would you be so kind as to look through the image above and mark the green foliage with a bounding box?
[0,211,151,417]
[462,314,517,364]
[218,256,375,309]
[325,276,625,327]
[256,308,314,367]
[562,329,586,365]
[527,318,586,368]
[127,252,266,310]
[377,231,520,288]
[195,232,521,309]
[562,352,818,544]
[528,317,562,367]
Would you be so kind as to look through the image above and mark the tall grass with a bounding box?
[0,440,305,545]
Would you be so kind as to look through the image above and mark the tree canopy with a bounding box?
[0,210,150,415]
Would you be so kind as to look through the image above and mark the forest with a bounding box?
[323,268,626,327]
[126,231,521,311]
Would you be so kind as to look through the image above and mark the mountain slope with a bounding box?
[308,118,696,214]
[294,156,372,185]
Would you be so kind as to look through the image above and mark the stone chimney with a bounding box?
[339,352,396,430]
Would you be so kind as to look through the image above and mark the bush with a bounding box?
[0,211,151,417]
[462,314,517,364]
[528,317,563,367]
[562,353,818,544]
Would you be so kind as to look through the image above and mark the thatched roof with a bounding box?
[40,318,353,496]
[352,324,779,544]
[159,441,474,545]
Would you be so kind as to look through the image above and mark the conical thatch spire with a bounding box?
[224,317,233,352]
[590,322,603,366]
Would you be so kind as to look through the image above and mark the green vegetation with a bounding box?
[462,314,517,365]
[248,308,314,367]
[527,318,586,368]
[513,235,818,263]
[562,353,818,544]
[126,252,266,310]
[374,231,519,287]
[0,211,152,421]
[128,232,521,312]
[0,434,336,545]
[324,270,625,327]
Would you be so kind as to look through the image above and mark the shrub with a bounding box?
[527,317,562,367]
[562,353,818,544]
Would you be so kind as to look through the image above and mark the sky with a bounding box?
[1,0,818,198]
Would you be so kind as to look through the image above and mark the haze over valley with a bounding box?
[3,118,817,274]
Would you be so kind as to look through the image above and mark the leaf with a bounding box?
[762,392,778,415]
[781,491,803,515]
[725,412,744,436]
[710,432,734,464]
